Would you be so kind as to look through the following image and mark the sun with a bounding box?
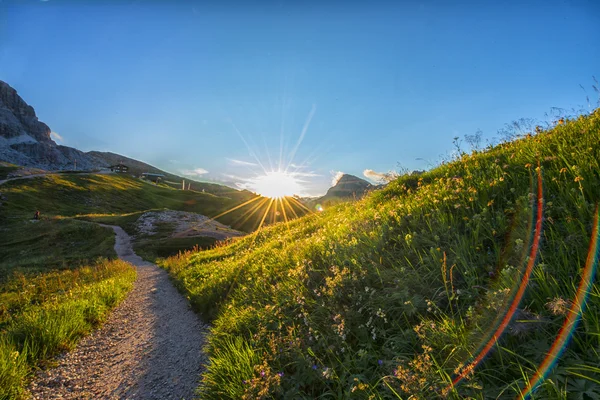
[249,170,303,199]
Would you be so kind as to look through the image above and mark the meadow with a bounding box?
[0,259,136,399]
[161,110,600,399]
[0,170,292,397]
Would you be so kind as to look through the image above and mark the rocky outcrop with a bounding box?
[0,80,52,142]
[304,174,374,208]
[325,174,372,198]
[0,80,106,170]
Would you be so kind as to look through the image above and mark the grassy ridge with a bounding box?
[0,173,233,220]
[0,219,116,282]
[161,110,600,399]
[0,259,136,399]
[0,173,306,236]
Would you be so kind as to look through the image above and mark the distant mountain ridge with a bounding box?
[304,173,374,207]
[325,174,373,198]
[88,151,247,196]
[0,80,106,170]
[0,80,243,196]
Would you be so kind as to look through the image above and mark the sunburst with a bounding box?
[199,105,320,234]
[247,170,303,199]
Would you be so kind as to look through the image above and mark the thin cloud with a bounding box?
[363,169,388,182]
[180,168,209,177]
[331,171,344,185]
[227,158,259,167]
[292,171,322,178]
[50,131,64,142]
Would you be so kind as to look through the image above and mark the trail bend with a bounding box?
[27,224,208,400]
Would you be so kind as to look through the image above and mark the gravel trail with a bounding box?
[27,225,208,400]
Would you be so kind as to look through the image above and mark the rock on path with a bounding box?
[27,225,208,400]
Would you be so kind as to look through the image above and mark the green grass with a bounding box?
[0,172,305,235]
[0,173,234,221]
[0,258,136,399]
[0,219,116,282]
[161,110,600,399]
[135,236,218,262]
[0,166,19,180]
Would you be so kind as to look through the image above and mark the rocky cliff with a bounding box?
[0,80,106,170]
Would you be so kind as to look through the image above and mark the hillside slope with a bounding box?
[0,172,309,278]
[162,110,600,399]
[87,151,246,196]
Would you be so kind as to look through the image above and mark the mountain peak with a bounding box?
[335,173,370,187]
[0,80,105,170]
[326,173,372,198]
[0,80,52,143]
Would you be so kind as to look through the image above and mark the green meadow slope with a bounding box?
[161,110,600,399]
[0,173,284,277]
[0,173,254,397]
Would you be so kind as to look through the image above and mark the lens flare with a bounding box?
[518,205,600,400]
[248,170,304,199]
[448,165,545,392]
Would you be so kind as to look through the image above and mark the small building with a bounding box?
[141,172,166,183]
[109,163,129,173]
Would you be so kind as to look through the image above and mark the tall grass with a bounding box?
[0,259,136,399]
[161,110,600,399]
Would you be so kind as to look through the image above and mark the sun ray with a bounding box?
[272,196,280,223]
[262,134,275,172]
[207,196,262,221]
[279,198,289,224]
[282,196,299,220]
[288,196,313,214]
[233,197,270,229]
[256,198,275,233]
[287,139,332,175]
[285,104,316,173]
[229,119,268,174]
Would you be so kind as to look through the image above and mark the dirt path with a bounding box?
[27,225,208,400]
[0,173,49,186]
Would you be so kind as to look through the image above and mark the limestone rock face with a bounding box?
[0,80,52,142]
[0,80,106,170]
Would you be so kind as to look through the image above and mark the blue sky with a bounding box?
[1,0,599,195]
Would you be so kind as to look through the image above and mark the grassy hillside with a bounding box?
[161,110,600,399]
[0,173,234,220]
[0,259,136,399]
[0,219,116,281]
[87,150,245,196]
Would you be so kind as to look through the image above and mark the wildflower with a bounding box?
[574,176,584,182]
[487,200,494,207]
[378,360,383,366]
[514,238,524,250]
[546,297,570,316]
